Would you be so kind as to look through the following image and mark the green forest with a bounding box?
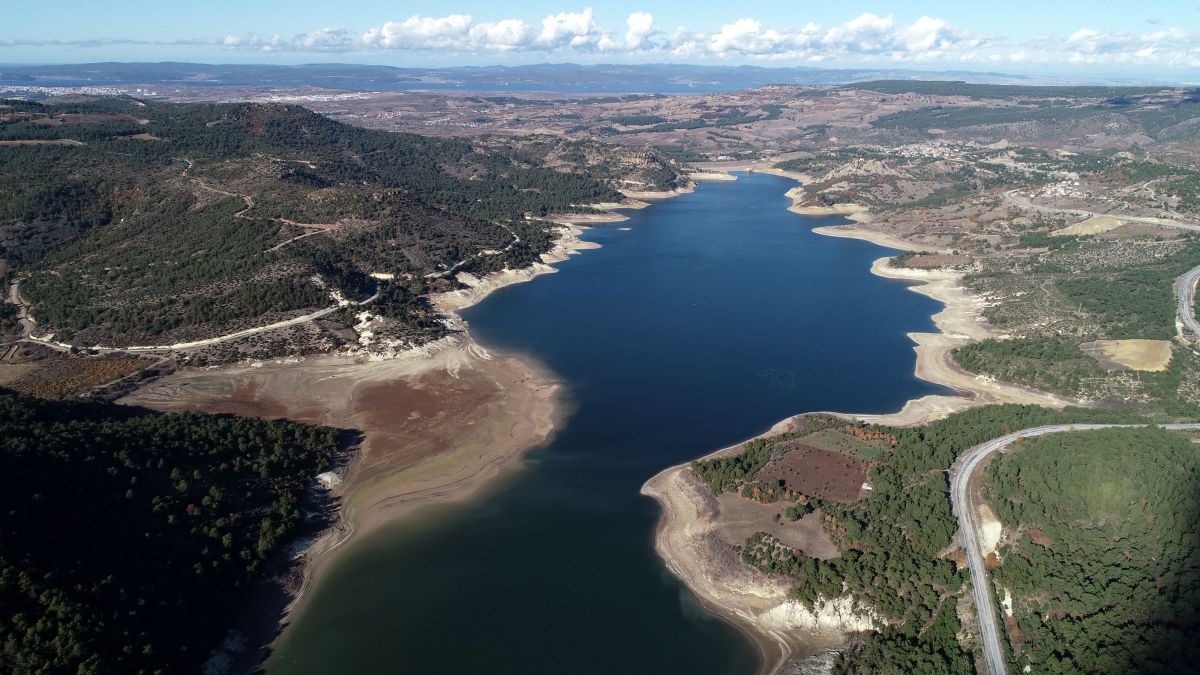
[987,427,1200,674]
[0,97,682,345]
[953,337,1108,396]
[952,234,1200,413]
[701,405,1154,673]
[0,390,343,674]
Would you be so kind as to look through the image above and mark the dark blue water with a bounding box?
[266,173,946,674]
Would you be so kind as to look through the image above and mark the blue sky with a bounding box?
[4,1,1200,75]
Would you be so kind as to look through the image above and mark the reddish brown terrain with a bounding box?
[754,441,869,502]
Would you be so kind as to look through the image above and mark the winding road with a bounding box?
[425,221,522,280]
[1001,188,1200,343]
[7,280,35,339]
[950,422,1200,675]
[922,187,1200,672]
[19,284,380,354]
[1002,189,1200,234]
[1178,264,1200,341]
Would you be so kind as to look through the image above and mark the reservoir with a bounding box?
[266,172,946,674]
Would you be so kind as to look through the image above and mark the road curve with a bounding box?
[1178,264,1200,342]
[1002,189,1200,343]
[7,280,35,338]
[1001,190,1200,234]
[950,422,1200,675]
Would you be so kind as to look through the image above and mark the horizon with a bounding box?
[0,60,1192,89]
[4,2,1200,81]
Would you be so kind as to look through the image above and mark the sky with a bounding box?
[4,1,1200,76]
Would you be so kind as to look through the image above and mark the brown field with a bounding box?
[713,493,839,559]
[754,441,869,502]
[1080,339,1172,372]
[121,341,560,534]
[0,354,147,399]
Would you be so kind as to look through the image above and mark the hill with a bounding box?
[0,97,684,352]
[986,427,1200,673]
[0,390,345,674]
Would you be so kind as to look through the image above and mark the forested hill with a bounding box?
[987,427,1200,673]
[0,97,685,348]
[0,390,345,674]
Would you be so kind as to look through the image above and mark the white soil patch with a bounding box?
[1051,215,1123,236]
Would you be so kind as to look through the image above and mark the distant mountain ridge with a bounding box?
[0,62,1176,93]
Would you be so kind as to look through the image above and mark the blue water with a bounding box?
[266,173,946,674]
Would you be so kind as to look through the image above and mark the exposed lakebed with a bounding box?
[266,172,946,674]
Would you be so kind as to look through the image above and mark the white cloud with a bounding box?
[218,28,354,51]
[536,8,600,48]
[708,18,790,57]
[469,19,533,51]
[361,15,472,49]
[823,13,896,54]
[625,12,655,49]
[6,10,1200,70]
[1068,28,1101,43]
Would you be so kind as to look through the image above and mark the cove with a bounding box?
[265,172,947,674]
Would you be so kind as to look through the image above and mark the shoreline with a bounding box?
[641,203,1075,674]
[120,179,706,671]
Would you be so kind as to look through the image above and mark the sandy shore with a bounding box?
[690,171,740,182]
[642,207,1077,674]
[829,231,1075,425]
[686,160,814,185]
[122,331,561,580]
[116,176,715,670]
[621,184,697,200]
[811,223,945,254]
[435,221,601,314]
[642,425,873,675]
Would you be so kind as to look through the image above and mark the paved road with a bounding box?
[1178,264,1200,341]
[950,422,1200,675]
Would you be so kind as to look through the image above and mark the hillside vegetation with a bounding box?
[697,405,1153,673]
[0,97,684,347]
[0,390,344,674]
[986,428,1200,674]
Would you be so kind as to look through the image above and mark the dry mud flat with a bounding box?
[123,336,560,537]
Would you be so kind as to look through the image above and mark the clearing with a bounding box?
[754,442,870,502]
[1079,339,1172,372]
[1051,215,1124,237]
[713,493,839,559]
